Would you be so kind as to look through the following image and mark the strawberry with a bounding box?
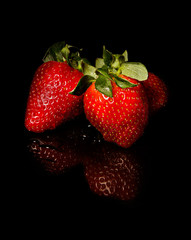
[72,47,149,148]
[142,72,168,114]
[83,142,143,201]
[25,42,85,133]
[83,77,148,148]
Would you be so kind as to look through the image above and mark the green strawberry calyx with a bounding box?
[70,46,149,98]
[43,41,91,73]
[42,43,149,98]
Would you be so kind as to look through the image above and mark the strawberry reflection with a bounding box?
[27,119,144,201]
[84,142,143,201]
[28,137,81,175]
[27,119,93,175]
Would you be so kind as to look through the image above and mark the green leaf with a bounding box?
[42,42,84,70]
[82,58,91,65]
[43,41,66,62]
[111,50,128,69]
[70,75,96,96]
[95,75,113,98]
[82,61,98,79]
[112,74,137,88]
[103,46,113,67]
[122,50,128,62]
[111,54,121,69]
[96,68,112,80]
[120,62,148,81]
[61,44,71,63]
[95,58,105,68]
[111,54,127,69]
[61,45,82,69]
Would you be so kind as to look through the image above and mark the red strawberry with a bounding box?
[83,76,149,148]
[142,72,168,114]
[25,61,83,132]
[71,47,149,148]
[25,42,84,133]
[83,142,143,201]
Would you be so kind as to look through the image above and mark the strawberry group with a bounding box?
[25,42,168,201]
[25,43,168,148]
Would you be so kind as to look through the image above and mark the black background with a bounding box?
[21,7,184,236]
